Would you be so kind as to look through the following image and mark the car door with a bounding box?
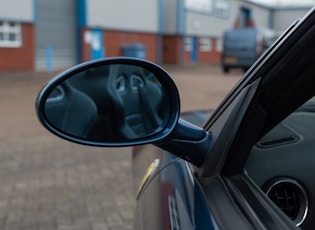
[134,7,315,230]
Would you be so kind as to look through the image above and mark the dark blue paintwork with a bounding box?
[133,110,215,229]
[133,148,218,230]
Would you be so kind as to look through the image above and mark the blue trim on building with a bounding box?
[77,0,87,63]
[33,0,37,22]
[176,0,186,35]
[46,46,53,73]
[158,0,165,34]
[78,0,87,27]
[156,0,165,64]
[177,0,186,65]
[269,9,275,30]
[91,29,104,60]
[191,37,197,64]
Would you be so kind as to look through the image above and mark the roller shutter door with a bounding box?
[36,0,77,71]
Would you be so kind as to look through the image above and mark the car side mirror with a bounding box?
[36,58,181,147]
[37,57,210,166]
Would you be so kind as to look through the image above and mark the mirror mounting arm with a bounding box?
[155,119,211,167]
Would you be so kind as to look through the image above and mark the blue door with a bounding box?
[191,37,198,63]
[91,29,104,60]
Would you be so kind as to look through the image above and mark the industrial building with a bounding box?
[0,0,35,71]
[0,0,312,71]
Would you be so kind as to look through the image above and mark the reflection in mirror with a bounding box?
[44,64,166,142]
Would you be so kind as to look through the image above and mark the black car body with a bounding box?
[36,7,315,229]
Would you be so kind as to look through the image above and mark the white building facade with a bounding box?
[0,0,35,71]
[0,0,312,71]
[164,0,311,65]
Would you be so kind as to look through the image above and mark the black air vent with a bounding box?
[256,123,300,148]
[268,182,299,219]
[258,136,296,148]
[264,178,308,226]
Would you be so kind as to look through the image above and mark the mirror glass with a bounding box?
[44,64,167,142]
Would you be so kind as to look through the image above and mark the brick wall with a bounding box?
[163,36,221,65]
[0,24,35,71]
[198,38,221,64]
[184,38,221,64]
[81,30,222,65]
[81,28,157,62]
[105,30,157,62]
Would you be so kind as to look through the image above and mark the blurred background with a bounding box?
[0,0,314,72]
[0,0,314,229]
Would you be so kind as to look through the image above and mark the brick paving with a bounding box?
[0,65,242,230]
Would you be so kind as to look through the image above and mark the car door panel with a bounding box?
[133,149,216,229]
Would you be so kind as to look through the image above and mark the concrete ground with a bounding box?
[0,64,242,230]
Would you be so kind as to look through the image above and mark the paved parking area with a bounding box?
[0,65,242,230]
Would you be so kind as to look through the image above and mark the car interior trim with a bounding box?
[263,177,308,226]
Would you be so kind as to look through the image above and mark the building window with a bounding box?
[199,38,212,52]
[215,38,223,52]
[0,21,22,47]
[185,0,213,14]
[184,37,192,52]
[214,0,230,18]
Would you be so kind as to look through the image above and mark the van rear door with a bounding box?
[222,29,258,73]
